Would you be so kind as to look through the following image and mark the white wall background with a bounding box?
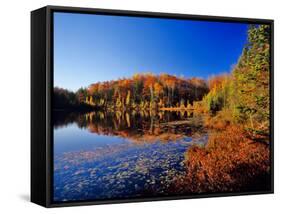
[0,0,279,213]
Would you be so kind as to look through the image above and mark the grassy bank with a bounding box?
[172,125,270,193]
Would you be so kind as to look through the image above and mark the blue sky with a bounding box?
[54,12,249,91]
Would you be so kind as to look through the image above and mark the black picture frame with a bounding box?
[31,5,274,208]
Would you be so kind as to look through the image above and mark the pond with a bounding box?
[53,110,208,202]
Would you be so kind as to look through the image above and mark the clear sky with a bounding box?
[54,12,249,92]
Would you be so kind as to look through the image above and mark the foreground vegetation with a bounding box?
[173,126,270,193]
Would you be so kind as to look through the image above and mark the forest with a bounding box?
[54,74,209,111]
[173,24,271,193]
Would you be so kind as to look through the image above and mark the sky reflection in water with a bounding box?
[53,111,208,202]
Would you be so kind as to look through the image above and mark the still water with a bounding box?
[53,110,208,202]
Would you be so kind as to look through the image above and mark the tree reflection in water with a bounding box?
[53,110,205,143]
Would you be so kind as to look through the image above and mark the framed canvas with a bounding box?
[31,5,274,207]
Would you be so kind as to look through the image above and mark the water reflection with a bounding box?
[54,110,204,143]
[53,110,207,202]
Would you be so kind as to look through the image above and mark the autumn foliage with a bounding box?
[54,73,209,111]
[85,73,209,110]
[173,126,270,193]
[173,24,271,193]
[202,24,270,137]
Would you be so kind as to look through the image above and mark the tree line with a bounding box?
[54,74,209,111]
[53,87,93,111]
